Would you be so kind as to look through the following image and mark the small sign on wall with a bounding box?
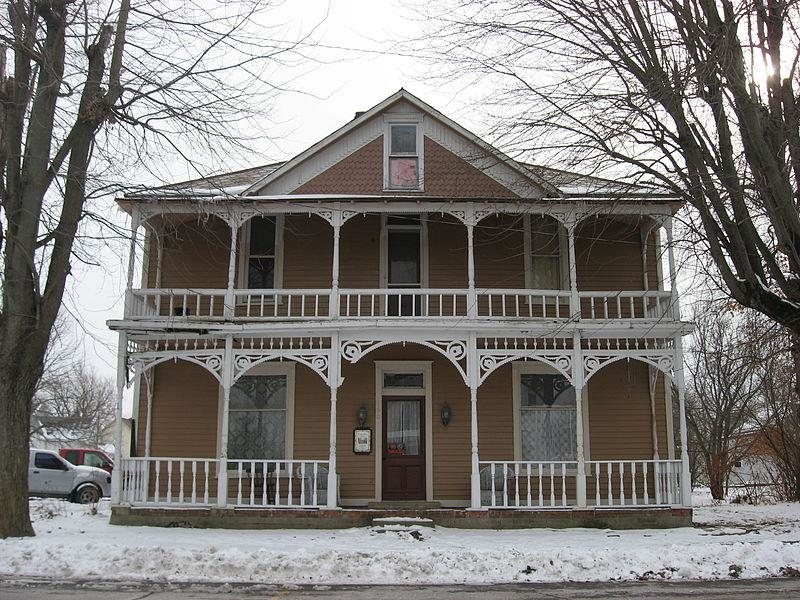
[353,428,372,454]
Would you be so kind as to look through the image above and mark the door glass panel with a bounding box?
[386,400,421,456]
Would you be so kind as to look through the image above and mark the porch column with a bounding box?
[217,336,234,507]
[673,334,692,507]
[468,333,481,509]
[330,217,341,318]
[665,219,681,320]
[123,211,141,314]
[111,332,127,505]
[224,220,239,319]
[566,217,579,320]
[572,332,587,507]
[143,370,154,458]
[327,332,340,508]
[466,209,477,319]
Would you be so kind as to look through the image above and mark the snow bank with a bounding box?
[0,499,798,585]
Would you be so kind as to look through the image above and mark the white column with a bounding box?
[665,219,681,320]
[123,211,141,315]
[673,334,692,507]
[572,332,587,507]
[217,336,234,507]
[143,370,154,458]
[111,332,127,505]
[224,220,239,318]
[468,333,481,509]
[327,332,340,508]
[466,210,477,319]
[566,218,579,320]
[330,218,341,318]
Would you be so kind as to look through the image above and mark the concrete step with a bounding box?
[371,516,435,528]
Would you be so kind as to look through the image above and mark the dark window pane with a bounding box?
[231,375,287,410]
[531,216,560,255]
[248,257,274,289]
[249,216,276,256]
[388,230,420,285]
[63,450,79,464]
[521,374,575,407]
[35,453,66,470]
[384,373,424,388]
[388,157,419,189]
[390,125,417,154]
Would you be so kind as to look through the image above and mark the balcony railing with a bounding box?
[125,288,677,323]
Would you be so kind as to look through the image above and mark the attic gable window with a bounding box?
[385,121,423,190]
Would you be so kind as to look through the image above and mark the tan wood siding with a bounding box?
[474,214,526,288]
[282,214,332,288]
[339,214,380,288]
[576,217,647,291]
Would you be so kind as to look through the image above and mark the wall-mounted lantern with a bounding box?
[440,403,452,426]
[357,405,368,427]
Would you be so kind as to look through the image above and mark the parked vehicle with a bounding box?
[29,449,111,504]
[60,448,114,474]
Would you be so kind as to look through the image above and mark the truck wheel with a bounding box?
[73,483,100,504]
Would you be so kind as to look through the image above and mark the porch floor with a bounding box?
[110,505,692,530]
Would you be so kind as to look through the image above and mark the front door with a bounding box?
[382,396,425,500]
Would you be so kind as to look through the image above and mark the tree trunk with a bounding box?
[706,453,728,500]
[0,330,47,538]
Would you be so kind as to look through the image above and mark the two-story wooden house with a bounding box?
[108,89,692,528]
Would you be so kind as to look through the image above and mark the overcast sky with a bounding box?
[66,0,475,383]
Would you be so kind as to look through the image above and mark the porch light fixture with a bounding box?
[357,405,368,427]
[440,403,452,426]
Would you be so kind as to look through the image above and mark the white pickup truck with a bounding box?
[29,448,111,504]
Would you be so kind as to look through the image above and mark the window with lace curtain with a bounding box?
[529,215,563,289]
[228,374,288,460]
[519,373,577,461]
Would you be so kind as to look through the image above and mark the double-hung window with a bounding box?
[517,371,577,461]
[228,373,290,460]
[529,215,563,289]
[387,123,421,190]
[242,216,279,289]
[385,214,423,316]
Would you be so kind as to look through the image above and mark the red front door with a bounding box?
[382,396,425,501]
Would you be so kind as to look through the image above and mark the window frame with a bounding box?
[236,215,284,294]
[219,362,295,474]
[383,115,424,192]
[523,214,569,291]
[511,362,590,463]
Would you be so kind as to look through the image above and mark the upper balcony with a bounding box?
[115,204,683,332]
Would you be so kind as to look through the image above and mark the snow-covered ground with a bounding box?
[0,496,798,585]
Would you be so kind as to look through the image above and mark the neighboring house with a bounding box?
[108,89,692,528]
[729,429,780,501]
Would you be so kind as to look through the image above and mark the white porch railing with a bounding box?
[476,290,572,319]
[229,459,330,507]
[233,290,331,319]
[579,291,675,321]
[127,289,228,319]
[119,458,330,508]
[587,460,682,507]
[120,457,217,506]
[479,461,578,508]
[338,288,468,318]
[125,288,679,323]
[479,459,683,509]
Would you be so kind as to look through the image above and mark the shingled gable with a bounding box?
[243,89,560,199]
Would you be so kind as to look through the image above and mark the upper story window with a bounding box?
[239,216,283,290]
[527,215,566,290]
[384,119,423,191]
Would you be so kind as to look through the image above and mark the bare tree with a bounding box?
[685,302,761,499]
[416,0,800,376]
[0,0,319,538]
[743,311,800,499]
[32,363,115,449]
